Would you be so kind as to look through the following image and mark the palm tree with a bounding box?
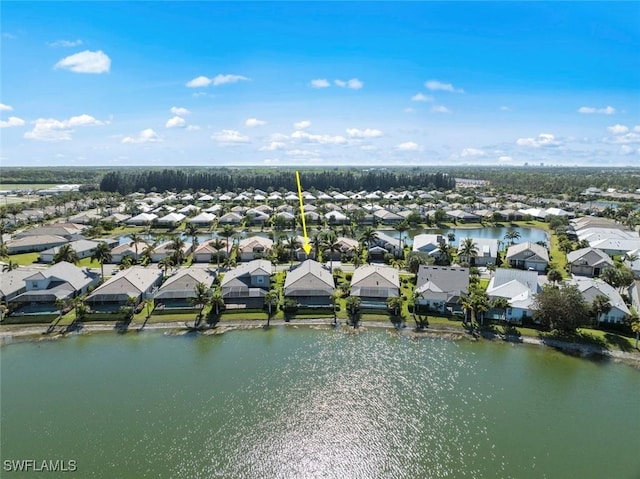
[0,242,9,259]
[322,231,341,272]
[209,290,225,317]
[629,313,640,349]
[53,244,79,264]
[458,237,479,265]
[330,290,341,325]
[285,236,301,265]
[394,220,409,255]
[209,238,227,269]
[157,256,175,280]
[504,228,521,246]
[489,297,510,322]
[471,289,490,326]
[140,242,157,265]
[168,236,186,265]
[390,258,405,271]
[460,294,474,326]
[447,232,456,244]
[0,222,10,246]
[387,296,403,317]
[345,296,361,327]
[189,282,212,328]
[591,294,611,326]
[310,232,323,260]
[2,261,17,272]
[264,289,279,327]
[219,225,236,256]
[129,232,143,263]
[185,223,199,249]
[436,242,452,266]
[91,242,112,283]
[359,227,378,264]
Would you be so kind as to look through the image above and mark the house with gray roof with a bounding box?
[193,240,229,263]
[284,260,335,307]
[7,235,69,254]
[570,277,630,325]
[238,236,273,262]
[0,266,42,304]
[415,265,469,313]
[110,241,149,263]
[85,266,162,312]
[457,237,498,267]
[506,242,549,272]
[486,269,542,322]
[151,241,193,263]
[350,265,399,308]
[154,268,216,311]
[413,234,447,255]
[39,239,103,264]
[15,223,85,240]
[8,262,99,316]
[221,259,272,309]
[566,247,614,278]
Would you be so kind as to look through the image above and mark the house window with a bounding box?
[256,276,264,284]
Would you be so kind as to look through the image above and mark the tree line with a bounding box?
[98,168,455,195]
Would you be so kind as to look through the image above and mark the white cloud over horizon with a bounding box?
[0,103,14,111]
[47,39,83,47]
[577,106,616,115]
[411,93,433,102]
[122,128,162,144]
[396,141,421,151]
[245,118,266,127]
[170,106,190,116]
[346,128,383,138]
[166,116,186,128]
[211,129,250,143]
[335,78,363,89]
[516,133,561,148]
[293,120,311,130]
[24,114,105,141]
[54,50,111,74]
[310,79,330,88]
[0,116,25,128]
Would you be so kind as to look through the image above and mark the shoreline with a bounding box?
[1,320,639,368]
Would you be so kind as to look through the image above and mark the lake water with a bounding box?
[1,328,638,479]
[119,227,547,248]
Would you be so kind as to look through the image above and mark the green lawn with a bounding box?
[8,252,41,266]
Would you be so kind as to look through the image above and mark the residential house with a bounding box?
[284,260,335,307]
[590,238,640,257]
[506,242,549,272]
[372,232,402,257]
[85,266,163,312]
[7,235,69,254]
[238,236,273,262]
[0,267,42,304]
[457,237,498,267]
[187,212,216,227]
[151,241,193,263]
[155,212,186,228]
[373,209,404,225]
[486,269,542,322]
[350,265,399,308]
[218,212,243,224]
[193,240,229,263]
[126,213,158,226]
[39,239,103,263]
[154,268,216,311]
[566,247,614,278]
[110,241,149,263]
[571,277,630,324]
[221,259,272,309]
[8,262,99,315]
[415,265,469,313]
[15,223,85,240]
[446,209,480,223]
[413,234,446,255]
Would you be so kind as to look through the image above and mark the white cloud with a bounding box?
[498,155,514,162]
[24,114,104,141]
[310,78,330,88]
[411,93,433,102]
[425,80,464,93]
[122,128,162,144]
[245,118,266,127]
[166,116,186,128]
[211,129,250,143]
[403,107,415,114]
[461,148,485,157]
[271,133,289,141]
[47,39,83,47]
[212,74,249,86]
[0,103,14,111]
[259,142,286,151]
[619,145,637,155]
[335,78,364,89]
[291,130,347,144]
[360,145,377,151]
[0,116,25,128]
[170,106,190,116]
[286,149,320,157]
[396,142,421,151]
[186,74,248,88]
[607,124,628,135]
[516,133,561,148]
[54,50,111,74]
[431,105,451,114]
[577,106,616,115]
[186,76,212,88]
[293,120,311,130]
[346,128,383,139]
[186,125,201,131]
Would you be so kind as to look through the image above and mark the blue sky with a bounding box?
[1,1,639,167]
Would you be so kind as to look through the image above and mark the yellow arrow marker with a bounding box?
[295,171,312,255]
